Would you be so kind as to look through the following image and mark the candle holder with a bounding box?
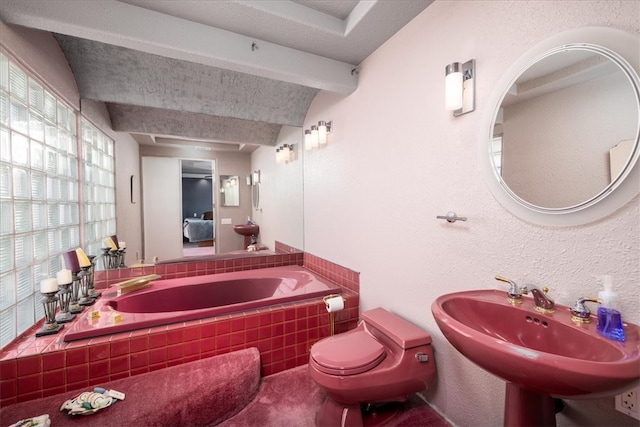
[101,247,111,270]
[117,248,126,268]
[36,291,64,337]
[109,249,119,269]
[69,272,84,314]
[78,270,95,306]
[55,282,76,323]
[87,255,101,299]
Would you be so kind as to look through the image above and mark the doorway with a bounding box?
[180,159,216,257]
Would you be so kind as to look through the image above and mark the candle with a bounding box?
[110,234,119,249]
[40,278,59,293]
[56,269,72,285]
[119,241,126,249]
[76,248,92,268]
[103,237,117,251]
[63,250,81,272]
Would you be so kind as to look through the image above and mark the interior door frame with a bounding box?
[179,158,218,254]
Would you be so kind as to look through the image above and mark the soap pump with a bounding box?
[596,275,625,342]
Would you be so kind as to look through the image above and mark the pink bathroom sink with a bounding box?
[233,224,259,236]
[431,289,640,399]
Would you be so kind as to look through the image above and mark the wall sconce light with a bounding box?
[318,121,331,145]
[445,59,475,116]
[276,144,295,164]
[247,173,260,186]
[304,120,332,150]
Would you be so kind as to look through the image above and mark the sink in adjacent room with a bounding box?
[232,224,259,236]
[431,289,640,426]
[233,224,260,248]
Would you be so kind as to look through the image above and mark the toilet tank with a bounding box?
[361,308,432,349]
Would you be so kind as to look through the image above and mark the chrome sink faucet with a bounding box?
[495,276,555,313]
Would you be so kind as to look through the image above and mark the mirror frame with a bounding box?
[481,27,640,227]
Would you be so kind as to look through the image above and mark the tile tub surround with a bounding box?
[0,251,360,407]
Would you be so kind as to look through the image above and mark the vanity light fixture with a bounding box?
[304,130,312,150]
[252,170,261,184]
[310,125,319,149]
[276,144,295,164]
[445,59,475,116]
[304,120,332,150]
[318,121,332,145]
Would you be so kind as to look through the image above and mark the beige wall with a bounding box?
[302,1,639,426]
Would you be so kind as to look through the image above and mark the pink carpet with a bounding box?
[183,245,216,257]
[219,364,451,427]
[1,348,261,427]
[2,351,450,427]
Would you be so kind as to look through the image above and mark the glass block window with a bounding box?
[81,119,115,257]
[0,52,82,348]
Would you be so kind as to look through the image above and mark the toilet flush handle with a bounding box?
[415,352,429,363]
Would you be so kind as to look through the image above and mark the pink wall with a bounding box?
[302,1,639,426]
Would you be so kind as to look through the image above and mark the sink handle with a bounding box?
[570,297,599,323]
[495,275,522,300]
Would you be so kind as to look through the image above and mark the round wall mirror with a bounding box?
[481,27,640,226]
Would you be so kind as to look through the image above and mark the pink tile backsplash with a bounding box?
[0,248,360,407]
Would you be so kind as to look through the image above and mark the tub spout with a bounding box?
[114,274,161,296]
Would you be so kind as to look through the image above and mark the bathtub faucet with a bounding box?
[114,274,161,296]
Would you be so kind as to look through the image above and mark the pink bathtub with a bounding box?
[63,266,340,342]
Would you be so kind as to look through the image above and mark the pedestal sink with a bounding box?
[431,289,640,426]
[233,224,259,248]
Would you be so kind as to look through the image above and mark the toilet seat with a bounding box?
[311,331,386,375]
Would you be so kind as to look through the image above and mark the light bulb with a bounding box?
[318,121,328,145]
[445,63,463,111]
[304,130,312,150]
[311,125,319,148]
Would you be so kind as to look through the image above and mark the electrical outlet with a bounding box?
[615,387,640,420]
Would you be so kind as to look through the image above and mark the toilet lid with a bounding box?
[311,331,386,375]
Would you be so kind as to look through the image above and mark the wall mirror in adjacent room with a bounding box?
[220,175,240,207]
[481,27,640,226]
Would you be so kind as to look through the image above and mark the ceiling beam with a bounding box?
[0,0,358,94]
[107,103,282,146]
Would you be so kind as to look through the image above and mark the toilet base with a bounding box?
[316,398,403,427]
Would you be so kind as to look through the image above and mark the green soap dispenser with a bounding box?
[596,275,625,342]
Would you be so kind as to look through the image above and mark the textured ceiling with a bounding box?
[0,0,432,150]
